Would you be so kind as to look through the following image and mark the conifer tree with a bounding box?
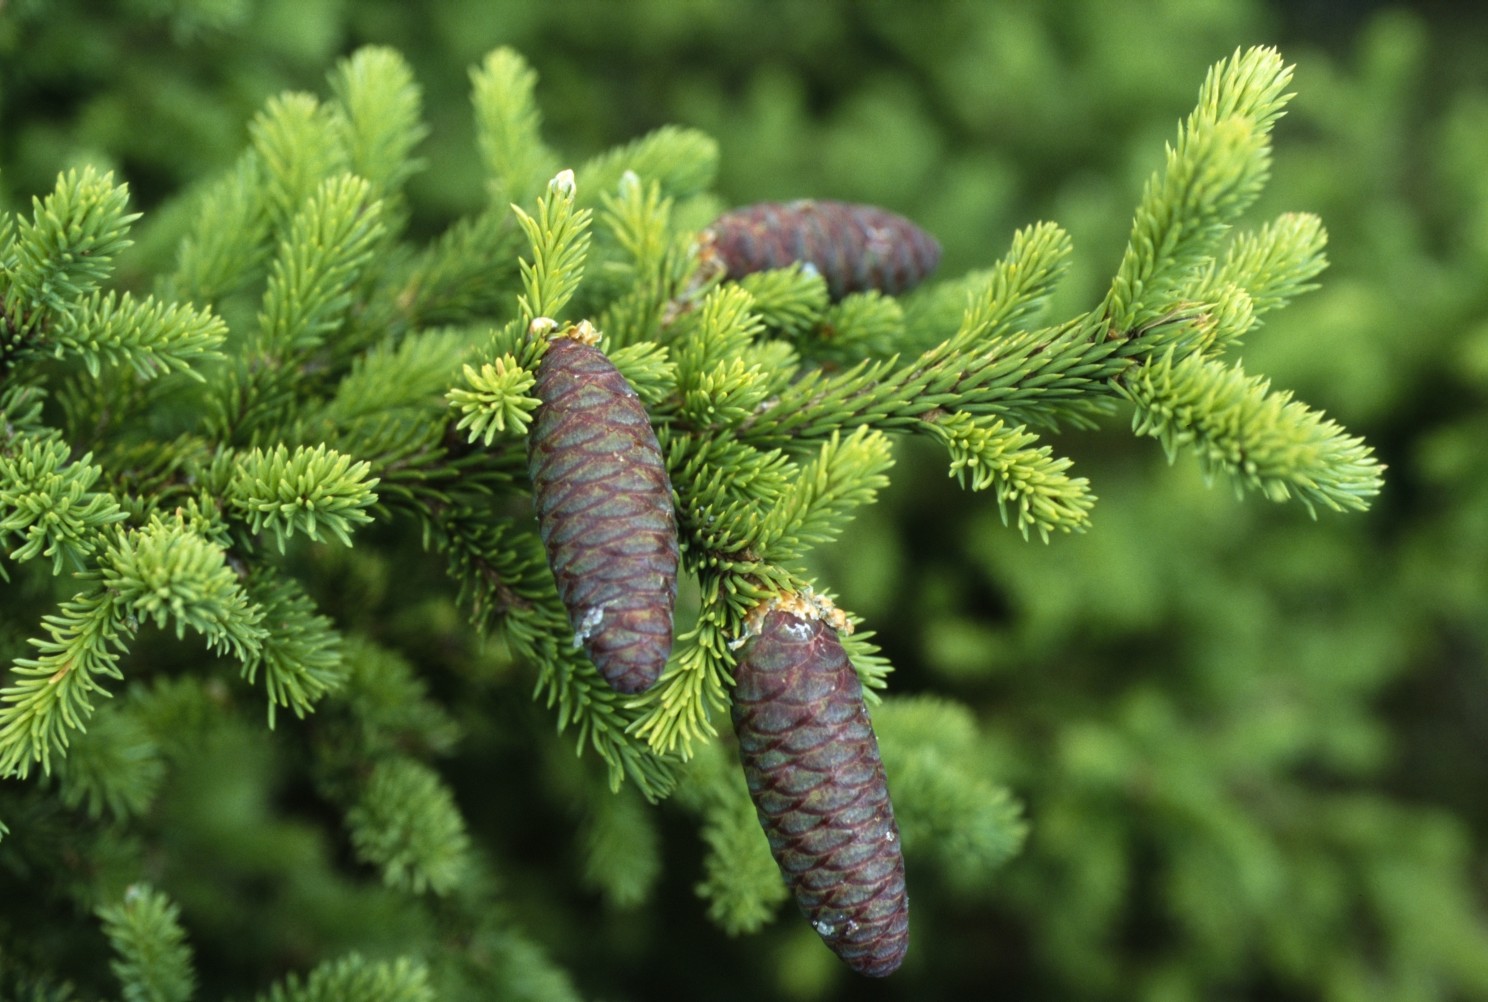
[0,42,1384,995]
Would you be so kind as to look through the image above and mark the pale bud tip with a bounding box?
[569,319,602,345]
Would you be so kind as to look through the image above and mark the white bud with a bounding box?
[550,168,576,197]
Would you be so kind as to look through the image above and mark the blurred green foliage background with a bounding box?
[4,1,1488,999]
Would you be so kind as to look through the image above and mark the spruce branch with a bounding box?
[54,704,164,819]
[954,220,1075,347]
[475,316,538,370]
[671,284,771,397]
[1187,282,1258,355]
[1159,214,1328,359]
[1206,212,1329,325]
[611,45,1360,788]
[257,173,386,356]
[390,207,526,327]
[735,264,831,340]
[323,636,460,764]
[102,513,267,658]
[0,585,127,779]
[50,291,227,380]
[346,756,472,895]
[1103,46,1294,331]
[1122,351,1384,513]
[257,954,434,1002]
[604,340,677,406]
[462,45,1378,807]
[665,435,794,559]
[596,280,680,356]
[626,616,734,757]
[439,513,547,634]
[250,92,347,227]
[921,411,1096,540]
[754,427,895,558]
[574,124,719,207]
[873,697,1027,883]
[679,738,790,935]
[661,289,805,437]
[207,173,387,440]
[679,355,780,429]
[732,317,1121,445]
[449,355,539,443]
[472,47,558,211]
[719,223,1114,446]
[0,47,1396,988]
[807,289,905,364]
[327,46,428,204]
[369,41,650,327]
[239,573,346,726]
[353,442,455,517]
[319,329,474,429]
[579,779,662,908]
[223,443,378,550]
[314,329,477,493]
[168,155,272,303]
[512,171,592,323]
[0,212,14,283]
[0,436,127,573]
[1,383,47,437]
[696,772,792,934]
[588,172,701,326]
[344,418,511,518]
[534,637,683,800]
[840,627,896,698]
[436,511,681,798]
[97,884,197,1002]
[600,172,680,287]
[1,166,139,331]
[365,46,548,329]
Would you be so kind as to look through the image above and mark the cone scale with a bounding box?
[730,607,909,976]
[527,332,679,694]
[705,199,941,300]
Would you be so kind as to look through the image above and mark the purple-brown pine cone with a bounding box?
[528,335,679,694]
[705,199,940,300]
[731,609,908,976]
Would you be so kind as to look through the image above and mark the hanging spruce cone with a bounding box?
[704,199,941,300]
[527,324,679,694]
[731,605,909,976]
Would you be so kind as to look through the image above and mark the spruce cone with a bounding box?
[731,608,909,976]
[704,199,940,300]
[527,332,679,694]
